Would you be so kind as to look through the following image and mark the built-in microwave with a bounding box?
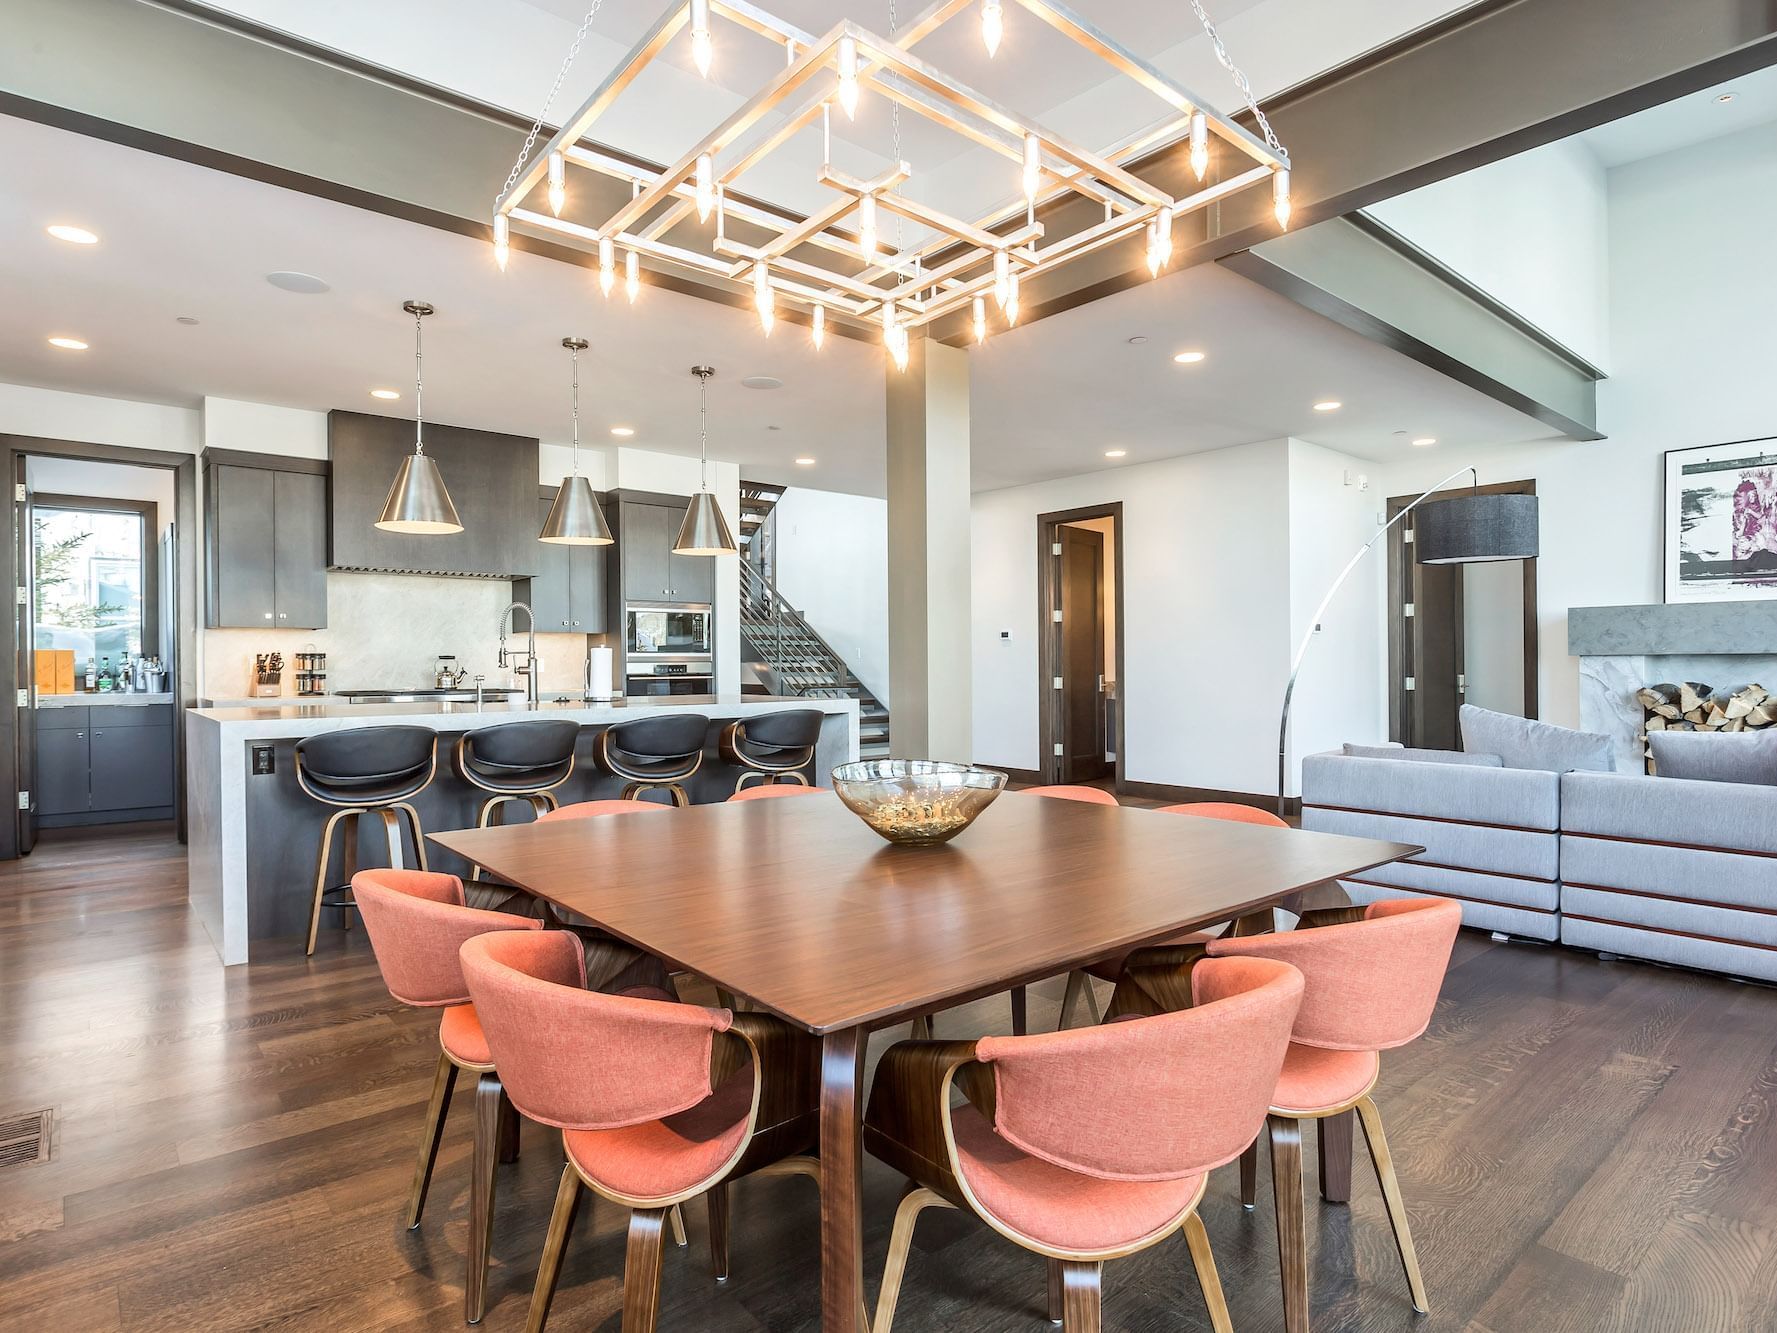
[625,605,712,659]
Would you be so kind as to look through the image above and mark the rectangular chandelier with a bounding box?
[492,0,1294,367]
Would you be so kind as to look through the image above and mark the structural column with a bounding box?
[885,334,972,761]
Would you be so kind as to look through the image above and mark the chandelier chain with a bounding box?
[412,309,425,454]
[889,0,905,254]
[1187,0,1284,157]
[497,0,609,205]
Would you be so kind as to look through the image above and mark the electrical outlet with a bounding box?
[251,744,276,776]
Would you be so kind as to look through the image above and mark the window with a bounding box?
[33,504,149,662]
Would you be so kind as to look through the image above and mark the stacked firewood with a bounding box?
[1638,682,1777,771]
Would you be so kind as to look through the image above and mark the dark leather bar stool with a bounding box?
[595,714,710,806]
[719,707,824,794]
[454,719,582,875]
[295,725,438,955]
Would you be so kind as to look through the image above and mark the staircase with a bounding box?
[739,558,891,759]
[738,480,785,553]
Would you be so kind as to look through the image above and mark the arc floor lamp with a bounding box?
[1276,466,1540,817]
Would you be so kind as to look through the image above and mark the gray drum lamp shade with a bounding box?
[1415,492,1539,564]
[674,490,737,556]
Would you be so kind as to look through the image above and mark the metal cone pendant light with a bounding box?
[673,366,737,557]
[540,337,614,545]
[376,301,463,534]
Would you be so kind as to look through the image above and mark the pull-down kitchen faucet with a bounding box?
[497,601,541,708]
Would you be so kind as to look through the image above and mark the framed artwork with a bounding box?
[1664,437,1777,604]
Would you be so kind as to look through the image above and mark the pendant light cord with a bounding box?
[698,371,710,492]
[570,344,581,474]
[413,308,425,456]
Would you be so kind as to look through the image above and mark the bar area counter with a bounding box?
[187,695,861,964]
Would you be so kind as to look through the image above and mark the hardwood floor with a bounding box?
[4,822,1777,1330]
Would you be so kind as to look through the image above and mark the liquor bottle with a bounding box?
[98,656,113,692]
[85,657,97,691]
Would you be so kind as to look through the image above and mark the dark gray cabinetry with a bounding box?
[619,498,713,604]
[204,455,329,629]
[36,704,173,818]
[516,494,606,631]
[327,411,540,578]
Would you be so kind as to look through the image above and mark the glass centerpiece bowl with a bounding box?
[830,759,1007,846]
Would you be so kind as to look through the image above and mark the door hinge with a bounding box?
[1404,676,1416,691]
[1403,602,1415,617]
[16,688,27,707]
[1053,743,1064,757]
[1051,542,1062,556]
[1053,676,1063,690]
[1403,529,1415,544]
[17,790,29,811]
[14,483,26,503]
[1458,673,1467,692]
[15,586,27,606]
[1052,609,1063,623]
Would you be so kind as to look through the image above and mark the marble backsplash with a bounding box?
[1578,652,1777,773]
[201,571,600,699]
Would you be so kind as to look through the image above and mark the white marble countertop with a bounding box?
[186,693,859,739]
[39,692,174,708]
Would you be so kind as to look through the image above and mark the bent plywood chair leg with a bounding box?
[1356,1095,1429,1313]
[622,1208,668,1333]
[668,1202,688,1249]
[874,1185,949,1333]
[1058,1261,1102,1333]
[406,1052,458,1228]
[467,1072,505,1324]
[525,1165,583,1333]
[1268,1113,1309,1333]
[1239,1138,1259,1209]
[706,1183,729,1279]
[1182,1211,1234,1333]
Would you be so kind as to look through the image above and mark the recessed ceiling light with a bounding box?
[1717,92,1737,104]
[795,456,816,466]
[1105,448,1128,458]
[610,426,635,437]
[1313,400,1342,412]
[1172,350,1205,364]
[741,375,784,390]
[265,271,331,295]
[175,315,200,326]
[1126,336,1149,346]
[47,336,88,351]
[370,389,400,400]
[46,224,98,245]
[1411,436,1437,447]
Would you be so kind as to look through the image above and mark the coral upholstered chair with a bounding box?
[538,798,675,822]
[865,955,1305,1333]
[1022,784,1120,805]
[1116,896,1460,1333]
[1158,800,1289,826]
[459,929,824,1333]
[350,868,544,1324]
[725,783,829,801]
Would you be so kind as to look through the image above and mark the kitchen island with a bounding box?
[186,695,860,965]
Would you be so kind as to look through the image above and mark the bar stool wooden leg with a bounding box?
[306,807,356,956]
[392,802,429,872]
[376,808,407,872]
[339,813,359,932]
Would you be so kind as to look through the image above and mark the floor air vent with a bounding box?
[0,1109,53,1168]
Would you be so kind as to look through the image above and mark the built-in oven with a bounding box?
[625,660,715,697]
[625,605,712,660]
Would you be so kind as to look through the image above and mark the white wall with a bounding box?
[972,439,1294,792]
[1286,441,1387,772]
[1,382,199,453]
[1368,139,1611,367]
[1376,121,1777,729]
[772,487,890,702]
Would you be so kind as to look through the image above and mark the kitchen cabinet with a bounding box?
[204,455,329,629]
[34,704,174,818]
[516,494,606,631]
[620,499,713,604]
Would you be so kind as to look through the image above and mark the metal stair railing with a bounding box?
[739,561,885,713]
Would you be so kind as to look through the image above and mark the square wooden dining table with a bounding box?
[430,790,1420,1332]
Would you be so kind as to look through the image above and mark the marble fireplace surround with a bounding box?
[1570,603,1777,772]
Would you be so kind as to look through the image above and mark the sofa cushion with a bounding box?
[1301,752,1560,831]
[1560,770,1777,856]
[1343,742,1503,767]
[1460,705,1615,773]
[1647,728,1777,786]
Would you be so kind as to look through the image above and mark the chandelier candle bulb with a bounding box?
[836,36,859,119]
[694,153,715,221]
[1189,112,1209,181]
[625,248,640,303]
[547,150,566,216]
[492,213,510,271]
[1022,133,1042,202]
[1005,270,1021,325]
[753,260,774,333]
[1273,168,1292,230]
[1145,221,1160,276]
[812,302,825,349]
[972,296,987,344]
[981,0,1003,56]
[598,235,615,295]
[689,0,713,77]
[993,248,1011,309]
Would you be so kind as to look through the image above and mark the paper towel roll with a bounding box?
[586,645,617,701]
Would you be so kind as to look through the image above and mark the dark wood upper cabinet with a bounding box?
[326,410,540,578]
[516,492,607,632]
[615,495,712,605]
[204,454,328,629]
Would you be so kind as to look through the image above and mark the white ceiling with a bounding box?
[0,112,1570,498]
[1576,65,1777,168]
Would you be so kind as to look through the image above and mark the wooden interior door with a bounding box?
[1410,532,1466,749]
[14,455,35,855]
[1057,525,1107,783]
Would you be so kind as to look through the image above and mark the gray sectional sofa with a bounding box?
[1301,714,1777,982]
